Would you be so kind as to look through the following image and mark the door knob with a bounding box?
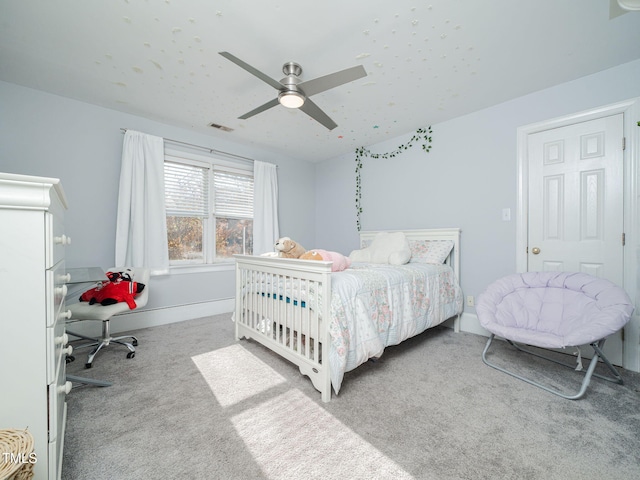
[531,247,541,255]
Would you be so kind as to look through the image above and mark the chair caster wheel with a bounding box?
[132,340,138,346]
[66,355,75,364]
[127,352,135,359]
[85,363,92,369]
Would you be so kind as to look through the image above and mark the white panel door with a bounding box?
[528,113,625,363]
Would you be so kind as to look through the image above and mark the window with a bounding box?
[164,153,253,266]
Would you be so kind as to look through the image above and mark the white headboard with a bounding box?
[358,228,461,282]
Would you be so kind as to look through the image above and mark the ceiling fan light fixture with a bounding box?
[278,91,305,109]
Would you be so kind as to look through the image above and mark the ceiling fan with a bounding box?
[219,51,367,130]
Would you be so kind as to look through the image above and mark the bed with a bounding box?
[234,228,463,402]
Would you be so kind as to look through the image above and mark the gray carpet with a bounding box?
[63,314,640,480]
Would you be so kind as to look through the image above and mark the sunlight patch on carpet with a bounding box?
[231,389,415,480]
[192,345,287,407]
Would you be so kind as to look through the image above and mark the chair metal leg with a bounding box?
[66,375,112,388]
[85,341,108,368]
[111,335,138,351]
[507,338,623,385]
[481,334,622,400]
[65,330,99,343]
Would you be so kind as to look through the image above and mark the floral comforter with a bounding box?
[328,262,463,394]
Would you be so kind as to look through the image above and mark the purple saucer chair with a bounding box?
[476,272,634,400]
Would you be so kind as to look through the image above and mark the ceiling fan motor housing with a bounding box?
[282,62,302,77]
[280,64,303,93]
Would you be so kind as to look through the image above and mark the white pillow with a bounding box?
[349,232,411,265]
[409,240,454,264]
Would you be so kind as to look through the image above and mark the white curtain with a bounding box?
[115,130,169,274]
[253,160,279,255]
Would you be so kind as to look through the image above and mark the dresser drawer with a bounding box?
[45,208,69,269]
[46,319,69,385]
[46,261,68,328]
[48,402,67,480]
[48,352,71,445]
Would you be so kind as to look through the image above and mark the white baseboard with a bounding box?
[457,311,491,337]
[66,298,235,338]
[442,311,489,336]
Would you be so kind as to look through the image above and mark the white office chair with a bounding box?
[67,268,150,368]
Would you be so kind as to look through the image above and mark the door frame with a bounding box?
[516,97,640,372]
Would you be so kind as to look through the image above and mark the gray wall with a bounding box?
[0,80,316,312]
[315,59,640,315]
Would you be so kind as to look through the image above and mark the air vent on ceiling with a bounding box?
[208,122,234,132]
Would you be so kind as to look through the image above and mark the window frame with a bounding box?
[164,148,254,274]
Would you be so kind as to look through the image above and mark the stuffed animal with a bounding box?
[274,236,306,259]
[349,231,411,265]
[80,269,145,309]
[300,249,352,272]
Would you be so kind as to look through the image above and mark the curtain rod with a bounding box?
[120,128,255,164]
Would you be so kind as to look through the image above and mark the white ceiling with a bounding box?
[1,1,639,162]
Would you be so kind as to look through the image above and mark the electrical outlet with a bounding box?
[466,295,475,307]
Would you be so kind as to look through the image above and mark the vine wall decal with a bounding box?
[354,126,433,230]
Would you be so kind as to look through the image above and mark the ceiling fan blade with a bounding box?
[299,98,338,130]
[219,52,283,90]
[238,98,279,120]
[298,65,367,97]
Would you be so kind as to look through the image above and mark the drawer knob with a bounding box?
[54,234,72,246]
[55,333,69,345]
[59,273,72,283]
[58,381,73,395]
[55,285,68,297]
[62,345,73,356]
[60,309,72,320]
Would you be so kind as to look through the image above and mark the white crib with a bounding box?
[234,228,462,402]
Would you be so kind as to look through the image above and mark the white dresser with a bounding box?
[0,173,73,480]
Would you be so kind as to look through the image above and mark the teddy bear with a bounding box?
[273,236,306,258]
[79,269,145,309]
[300,249,352,272]
[349,231,411,265]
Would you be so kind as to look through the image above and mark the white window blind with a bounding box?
[164,161,209,217]
[214,170,254,219]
